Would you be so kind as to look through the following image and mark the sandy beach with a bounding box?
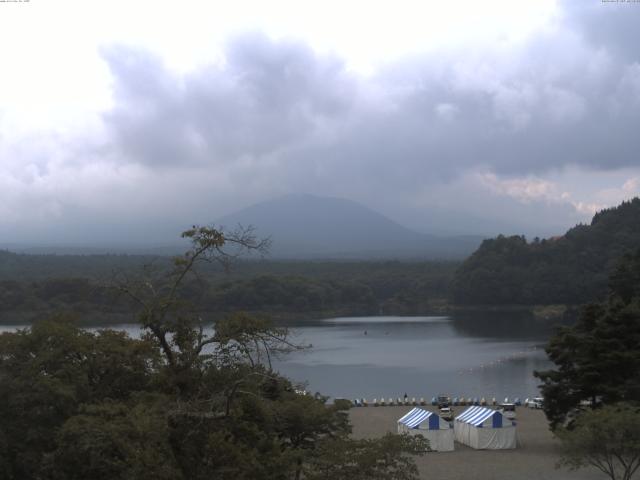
[349,405,606,480]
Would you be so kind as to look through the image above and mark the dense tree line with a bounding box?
[534,248,640,480]
[0,250,160,281]
[452,198,640,306]
[535,248,640,429]
[0,261,456,324]
[0,250,457,283]
[0,226,428,479]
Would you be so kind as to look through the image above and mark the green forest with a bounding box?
[0,252,456,325]
[2,198,640,323]
[452,198,640,306]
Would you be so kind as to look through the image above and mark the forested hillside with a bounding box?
[0,256,456,324]
[452,198,640,306]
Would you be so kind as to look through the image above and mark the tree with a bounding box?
[0,226,429,479]
[214,312,305,370]
[130,226,428,479]
[557,403,640,480]
[452,198,640,306]
[304,433,429,480]
[535,248,640,429]
[0,317,159,479]
[46,397,182,480]
[113,225,271,392]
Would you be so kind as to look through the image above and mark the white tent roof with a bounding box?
[399,407,452,430]
[455,406,506,427]
[398,408,433,428]
[398,408,455,451]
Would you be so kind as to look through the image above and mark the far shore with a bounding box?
[0,303,578,327]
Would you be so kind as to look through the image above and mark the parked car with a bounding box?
[439,406,454,421]
[526,397,544,409]
[499,403,516,419]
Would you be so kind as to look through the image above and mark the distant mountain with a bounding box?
[452,198,640,305]
[216,194,483,259]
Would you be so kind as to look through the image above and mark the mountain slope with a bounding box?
[217,194,482,259]
[451,197,640,305]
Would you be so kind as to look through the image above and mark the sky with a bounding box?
[1,0,640,245]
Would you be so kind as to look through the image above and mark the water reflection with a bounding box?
[451,311,567,340]
[273,315,554,400]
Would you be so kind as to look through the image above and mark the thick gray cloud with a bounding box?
[102,11,640,193]
[564,0,640,62]
[103,33,354,167]
[2,3,640,246]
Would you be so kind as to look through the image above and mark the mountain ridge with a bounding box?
[217,193,483,259]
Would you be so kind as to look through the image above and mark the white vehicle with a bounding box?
[526,397,544,409]
[499,403,516,419]
[439,406,454,421]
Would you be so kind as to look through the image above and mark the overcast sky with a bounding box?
[1,0,639,245]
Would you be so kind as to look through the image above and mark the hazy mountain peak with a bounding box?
[218,194,481,259]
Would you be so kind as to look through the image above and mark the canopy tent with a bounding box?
[454,406,517,450]
[397,407,454,452]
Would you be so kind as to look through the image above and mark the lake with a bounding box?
[0,313,557,402]
[272,314,556,402]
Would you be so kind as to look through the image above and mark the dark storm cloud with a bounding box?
[102,33,354,167]
[563,0,640,62]
[102,47,188,166]
[6,2,640,248]
[276,46,640,196]
[102,19,640,196]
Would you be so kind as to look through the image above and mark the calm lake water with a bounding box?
[0,313,557,402]
[271,314,556,401]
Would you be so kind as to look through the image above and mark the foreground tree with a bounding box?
[47,397,182,480]
[0,226,428,479]
[305,433,429,480]
[0,317,159,479]
[535,248,640,428]
[557,403,640,480]
[113,225,272,391]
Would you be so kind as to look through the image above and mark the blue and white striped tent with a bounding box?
[456,406,508,427]
[398,408,440,429]
[397,408,454,451]
[454,406,516,450]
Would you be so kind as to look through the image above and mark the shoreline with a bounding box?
[0,304,577,327]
